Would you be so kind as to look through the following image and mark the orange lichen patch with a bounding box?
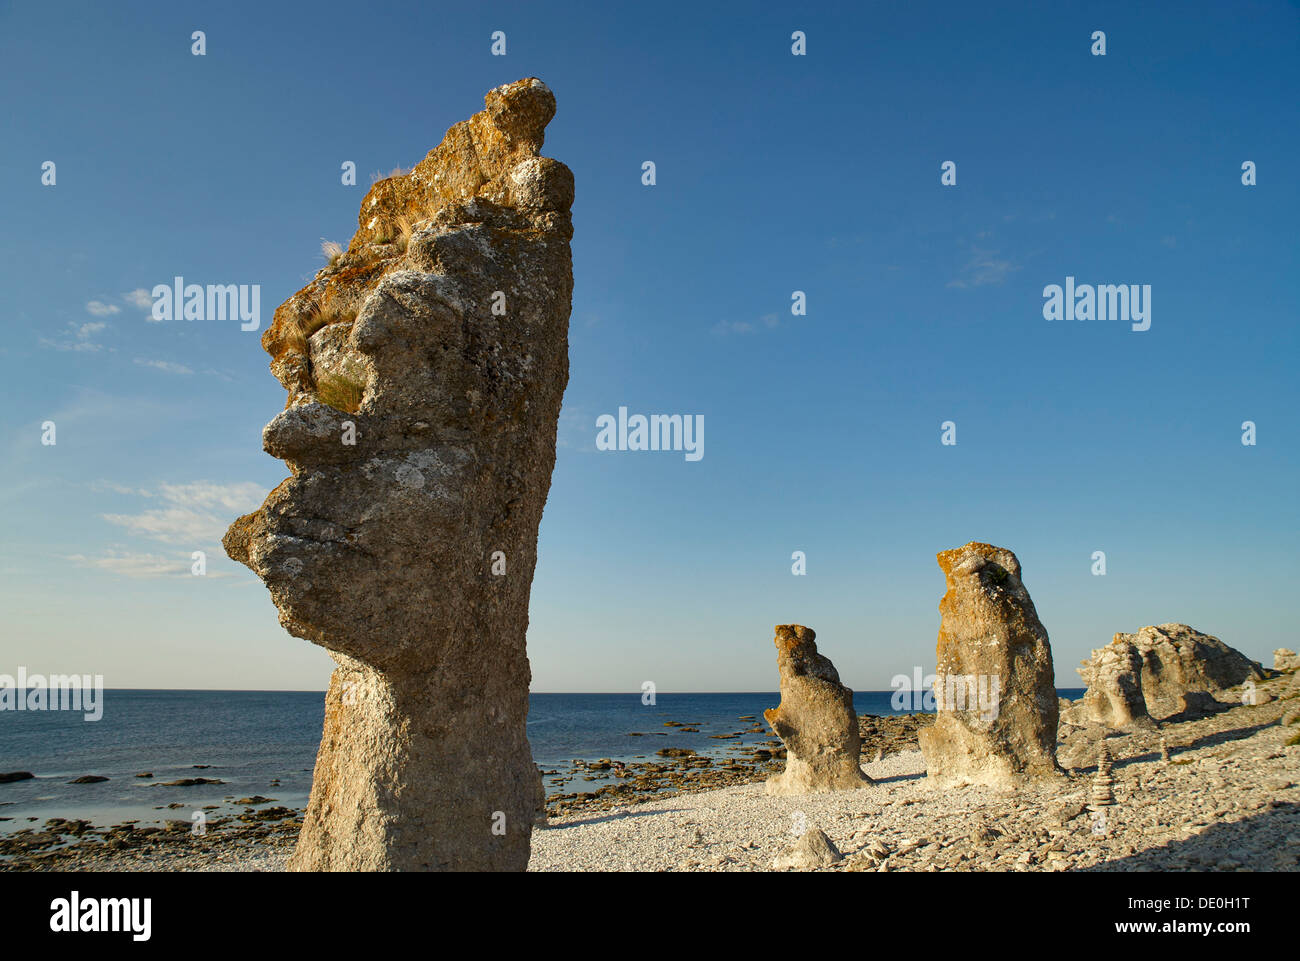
[352,78,553,248]
[937,541,1001,574]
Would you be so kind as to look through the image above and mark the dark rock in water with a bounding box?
[0,772,35,784]
[235,796,276,805]
[134,772,153,778]
[155,777,224,787]
[68,775,109,784]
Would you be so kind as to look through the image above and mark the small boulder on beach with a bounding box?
[772,828,843,870]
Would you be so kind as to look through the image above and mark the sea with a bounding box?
[0,689,1085,832]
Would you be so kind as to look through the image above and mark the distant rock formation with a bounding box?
[1076,641,1153,729]
[1076,624,1265,724]
[1275,649,1299,672]
[224,78,574,871]
[763,625,871,795]
[917,542,1061,789]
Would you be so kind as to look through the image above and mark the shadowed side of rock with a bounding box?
[763,625,871,795]
[223,78,573,871]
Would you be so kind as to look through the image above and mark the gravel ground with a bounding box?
[528,672,1300,872]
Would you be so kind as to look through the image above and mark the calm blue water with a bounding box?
[0,689,1085,831]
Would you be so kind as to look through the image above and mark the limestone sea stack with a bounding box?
[223,78,574,871]
[763,625,871,795]
[917,542,1061,789]
[1078,624,1265,724]
[1075,641,1152,729]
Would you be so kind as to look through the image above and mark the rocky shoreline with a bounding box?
[530,669,1300,872]
[0,712,932,872]
[7,671,1297,872]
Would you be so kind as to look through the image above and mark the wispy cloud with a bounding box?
[133,357,194,375]
[40,320,111,352]
[124,288,159,321]
[711,313,780,336]
[87,480,155,498]
[85,300,120,316]
[947,245,1021,289]
[712,320,755,335]
[101,481,267,546]
[65,549,191,579]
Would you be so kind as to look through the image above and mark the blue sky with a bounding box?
[1,0,1296,692]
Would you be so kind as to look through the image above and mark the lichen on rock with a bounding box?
[917,542,1062,789]
[763,625,871,795]
[224,77,573,871]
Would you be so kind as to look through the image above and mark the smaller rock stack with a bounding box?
[1089,742,1115,811]
[1159,737,1170,764]
[763,625,871,796]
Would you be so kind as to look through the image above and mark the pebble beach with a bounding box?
[8,668,1296,873]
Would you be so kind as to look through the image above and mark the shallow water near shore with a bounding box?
[0,688,1085,832]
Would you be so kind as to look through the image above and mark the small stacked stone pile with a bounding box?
[1159,737,1170,764]
[1090,741,1116,810]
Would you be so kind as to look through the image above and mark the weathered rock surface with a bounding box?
[1275,648,1299,672]
[224,78,573,871]
[763,625,871,795]
[1077,624,1265,724]
[917,542,1061,789]
[771,828,843,870]
[1076,641,1153,729]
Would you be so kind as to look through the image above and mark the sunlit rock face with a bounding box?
[224,78,573,871]
[763,625,872,796]
[918,542,1062,790]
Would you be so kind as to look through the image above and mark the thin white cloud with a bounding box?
[40,321,110,352]
[65,548,237,579]
[85,301,121,316]
[712,313,781,336]
[124,289,154,309]
[87,480,155,498]
[711,320,755,335]
[65,550,186,578]
[133,358,194,375]
[948,246,1021,289]
[101,481,267,546]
